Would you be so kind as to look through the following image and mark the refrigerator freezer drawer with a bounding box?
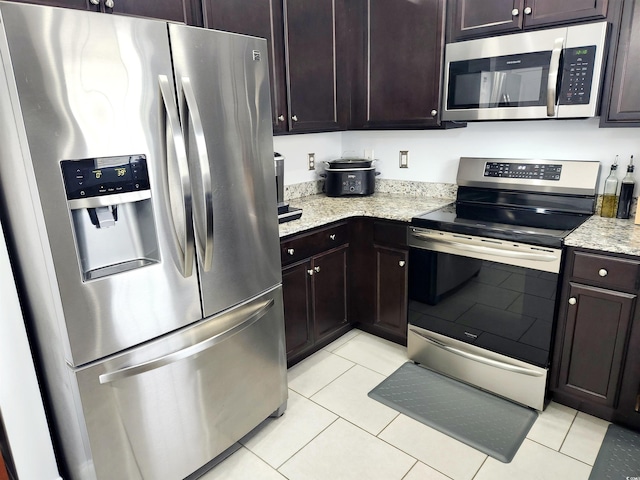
[73,287,287,480]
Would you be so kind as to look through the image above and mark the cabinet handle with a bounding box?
[89,0,99,4]
[105,0,114,7]
[399,260,406,267]
[314,266,321,273]
[292,115,298,122]
[287,248,295,256]
[568,297,577,305]
[524,6,532,14]
[511,8,519,16]
[307,269,314,276]
[430,109,438,117]
[330,234,336,240]
[599,268,608,277]
[278,114,285,122]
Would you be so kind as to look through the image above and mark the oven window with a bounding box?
[448,51,552,109]
[408,249,558,368]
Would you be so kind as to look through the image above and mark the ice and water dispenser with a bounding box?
[61,155,159,281]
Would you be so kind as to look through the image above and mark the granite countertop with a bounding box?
[565,215,640,256]
[278,193,453,238]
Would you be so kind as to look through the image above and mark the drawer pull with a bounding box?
[287,248,295,256]
[314,266,321,273]
[599,268,608,277]
[568,297,577,305]
[330,234,336,240]
[399,260,406,267]
[307,269,314,276]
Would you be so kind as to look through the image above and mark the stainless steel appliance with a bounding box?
[442,22,608,121]
[275,152,302,223]
[322,158,378,197]
[408,157,600,410]
[0,3,287,479]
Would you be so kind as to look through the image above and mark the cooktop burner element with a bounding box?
[412,157,601,247]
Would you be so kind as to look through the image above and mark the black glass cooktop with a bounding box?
[412,202,591,248]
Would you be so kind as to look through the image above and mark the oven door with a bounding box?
[407,227,562,410]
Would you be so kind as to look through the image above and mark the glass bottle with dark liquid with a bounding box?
[600,158,619,218]
[616,155,635,219]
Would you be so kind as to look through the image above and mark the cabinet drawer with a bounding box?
[571,251,640,291]
[373,221,408,247]
[281,222,348,265]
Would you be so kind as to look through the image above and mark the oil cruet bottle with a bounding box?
[616,155,635,219]
[600,157,619,218]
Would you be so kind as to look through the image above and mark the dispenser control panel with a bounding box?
[61,155,150,200]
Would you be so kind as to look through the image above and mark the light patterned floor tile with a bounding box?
[332,331,407,376]
[198,447,287,480]
[279,419,415,480]
[241,390,338,468]
[527,401,577,450]
[560,411,610,465]
[403,461,454,480]
[474,439,592,480]
[310,364,399,435]
[378,414,486,480]
[287,349,355,397]
[323,328,361,352]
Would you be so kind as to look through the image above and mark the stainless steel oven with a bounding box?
[407,157,600,411]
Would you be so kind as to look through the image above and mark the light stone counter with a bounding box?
[565,215,640,256]
[278,193,453,238]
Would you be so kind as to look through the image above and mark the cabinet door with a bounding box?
[203,0,288,133]
[617,313,640,428]
[312,246,348,340]
[451,0,523,40]
[555,282,636,407]
[600,0,640,126]
[352,0,445,128]
[104,0,201,24]
[284,0,347,132]
[374,245,408,340]
[522,0,608,28]
[5,0,97,10]
[282,261,314,362]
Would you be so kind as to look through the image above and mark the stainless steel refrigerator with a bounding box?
[0,2,287,479]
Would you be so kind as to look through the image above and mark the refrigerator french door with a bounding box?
[0,2,286,479]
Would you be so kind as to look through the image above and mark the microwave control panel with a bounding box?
[559,46,596,105]
[61,155,150,200]
[484,162,562,181]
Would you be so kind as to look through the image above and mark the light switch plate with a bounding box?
[399,150,409,168]
[308,153,315,170]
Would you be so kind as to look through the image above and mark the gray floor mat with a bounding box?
[368,362,538,463]
[589,423,640,480]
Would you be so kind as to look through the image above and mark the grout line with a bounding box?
[471,455,489,479]
[558,409,579,452]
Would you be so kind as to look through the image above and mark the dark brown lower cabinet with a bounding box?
[281,222,351,366]
[374,245,408,339]
[551,247,640,429]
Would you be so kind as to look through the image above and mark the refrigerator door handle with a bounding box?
[159,74,195,278]
[179,77,214,271]
[99,298,274,384]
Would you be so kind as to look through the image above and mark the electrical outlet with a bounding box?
[399,150,409,168]
[308,153,315,170]
[364,148,374,160]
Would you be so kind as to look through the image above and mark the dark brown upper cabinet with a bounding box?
[7,0,202,24]
[203,0,288,133]
[450,0,609,41]
[600,0,640,127]
[283,0,349,132]
[350,0,447,129]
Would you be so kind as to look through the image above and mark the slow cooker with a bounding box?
[322,158,378,197]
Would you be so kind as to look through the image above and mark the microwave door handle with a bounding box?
[159,75,195,278]
[180,77,214,272]
[547,38,564,117]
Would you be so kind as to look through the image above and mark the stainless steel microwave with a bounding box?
[441,22,608,121]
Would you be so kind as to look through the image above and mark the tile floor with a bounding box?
[200,329,610,480]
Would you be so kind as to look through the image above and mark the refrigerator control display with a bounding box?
[61,155,150,200]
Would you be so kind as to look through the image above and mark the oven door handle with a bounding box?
[410,329,544,377]
[410,232,558,263]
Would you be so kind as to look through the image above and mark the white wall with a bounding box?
[275,118,640,193]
